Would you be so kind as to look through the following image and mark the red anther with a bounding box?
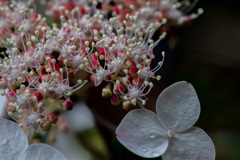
[32,92,44,102]
[63,99,74,111]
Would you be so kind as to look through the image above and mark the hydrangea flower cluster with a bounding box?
[0,0,213,159]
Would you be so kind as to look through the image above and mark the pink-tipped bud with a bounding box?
[123,100,134,111]
[68,70,76,78]
[6,102,15,112]
[33,105,44,113]
[41,120,52,131]
[63,99,74,110]
[129,66,138,76]
[111,95,121,105]
[0,78,8,89]
[32,92,43,102]
[42,74,51,82]
[98,47,105,56]
[48,113,58,124]
[125,60,135,68]
[47,61,61,71]
[7,90,16,99]
[118,50,125,57]
[90,75,95,83]
[90,60,99,70]
[132,78,143,87]
[58,57,66,66]
[113,84,125,95]
[37,76,42,83]
[90,53,97,60]
[36,66,46,75]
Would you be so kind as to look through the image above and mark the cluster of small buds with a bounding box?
[0,0,202,132]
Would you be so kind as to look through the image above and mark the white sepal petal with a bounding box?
[162,127,216,160]
[0,94,7,117]
[156,81,200,132]
[0,118,28,160]
[116,109,168,158]
[18,143,67,160]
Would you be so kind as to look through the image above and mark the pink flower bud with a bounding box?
[90,60,99,70]
[68,70,76,78]
[0,78,8,89]
[36,66,46,75]
[6,102,15,112]
[125,60,135,68]
[90,75,95,83]
[42,74,51,82]
[111,95,121,105]
[63,99,74,110]
[129,66,138,76]
[32,92,44,102]
[48,113,58,124]
[33,105,44,113]
[65,2,75,11]
[7,90,16,99]
[98,47,105,56]
[113,84,125,95]
[58,57,66,66]
[37,76,42,83]
[79,7,85,14]
[90,53,97,60]
[132,78,143,87]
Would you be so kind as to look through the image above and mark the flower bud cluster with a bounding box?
[0,0,202,132]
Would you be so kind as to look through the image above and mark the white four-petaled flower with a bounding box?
[116,81,216,160]
[0,118,67,160]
